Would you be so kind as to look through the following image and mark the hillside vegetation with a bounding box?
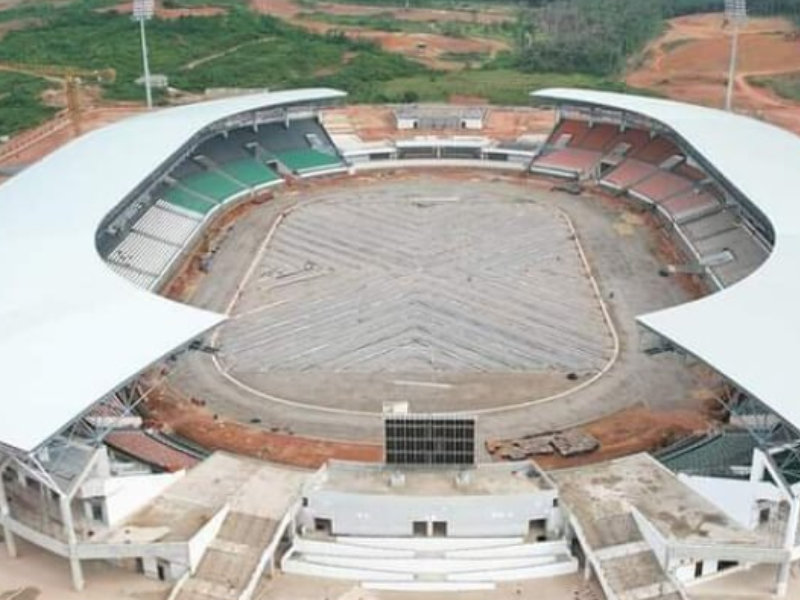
[0,72,58,137]
[1,0,800,136]
[0,8,427,101]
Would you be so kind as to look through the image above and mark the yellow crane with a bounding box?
[0,63,116,136]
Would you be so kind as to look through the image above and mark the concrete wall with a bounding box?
[82,471,184,528]
[187,503,230,573]
[678,475,782,530]
[307,490,556,537]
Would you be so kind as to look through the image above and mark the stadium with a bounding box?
[1,85,799,600]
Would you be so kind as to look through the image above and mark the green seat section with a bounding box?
[659,431,756,478]
[181,170,244,202]
[276,149,341,173]
[222,158,281,187]
[163,186,216,215]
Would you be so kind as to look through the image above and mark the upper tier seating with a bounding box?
[658,431,756,478]
[659,190,720,223]
[675,163,708,182]
[601,159,657,190]
[633,136,680,164]
[179,170,245,203]
[579,123,620,151]
[162,185,218,216]
[546,119,590,147]
[195,132,250,164]
[606,127,651,155]
[222,157,281,188]
[629,169,694,203]
[275,148,342,173]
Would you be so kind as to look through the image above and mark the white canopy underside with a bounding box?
[0,89,345,453]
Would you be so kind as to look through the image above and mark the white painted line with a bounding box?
[392,380,454,389]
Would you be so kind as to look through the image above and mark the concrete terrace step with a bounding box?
[448,558,579,582]
[445,540,569,559]
[294,538,414,558]
[363,581,495,592]
[281,559,414,582]
[333,536,524,552]
[293,553,560,574]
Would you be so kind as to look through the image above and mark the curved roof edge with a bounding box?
[0,89,346,453]
[532,88,799,430]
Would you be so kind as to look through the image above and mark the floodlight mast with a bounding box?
[133,0,154,109]
[724,0,747,112]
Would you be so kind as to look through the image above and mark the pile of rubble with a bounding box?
[487,429,599,460]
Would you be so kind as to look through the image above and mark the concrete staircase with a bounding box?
[176,512,276,600]
[579,514,684,600]
[281,536,578,591]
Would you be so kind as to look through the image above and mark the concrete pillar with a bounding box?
[750,448,768,483]
[775,496,800,597]
[0,471,17,558]
[59,494,84,591]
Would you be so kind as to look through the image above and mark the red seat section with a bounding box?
[634,136,680,164]
[660,190,720,223]
[547,119,590,146]
[602,159,657,189]
[674,163,707,182]
[607,128,651,155]
[532,148,602,174]
[630,170,694,202]
[580,123,620,151]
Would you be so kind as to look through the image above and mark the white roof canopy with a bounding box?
[533,88,800,430]
[0,89,345,453]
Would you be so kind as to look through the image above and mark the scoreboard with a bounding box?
[384,414,476,467]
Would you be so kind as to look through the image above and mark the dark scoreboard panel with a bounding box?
[384,415,476,466]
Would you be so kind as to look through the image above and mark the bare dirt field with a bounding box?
[627,12,800,133]
[250,0,512,24]
[142,382,382,469]
[249,0,510,69]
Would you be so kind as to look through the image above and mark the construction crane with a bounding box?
[0,63,116,136]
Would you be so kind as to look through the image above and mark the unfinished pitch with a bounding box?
[213,181,616,413]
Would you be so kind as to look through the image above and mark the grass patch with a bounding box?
[0,71,58,137]
[439,51,490,62]
[377,69,647,105]
[661,38,692,53]
[750,72,800,102]
[296,10,514,42]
